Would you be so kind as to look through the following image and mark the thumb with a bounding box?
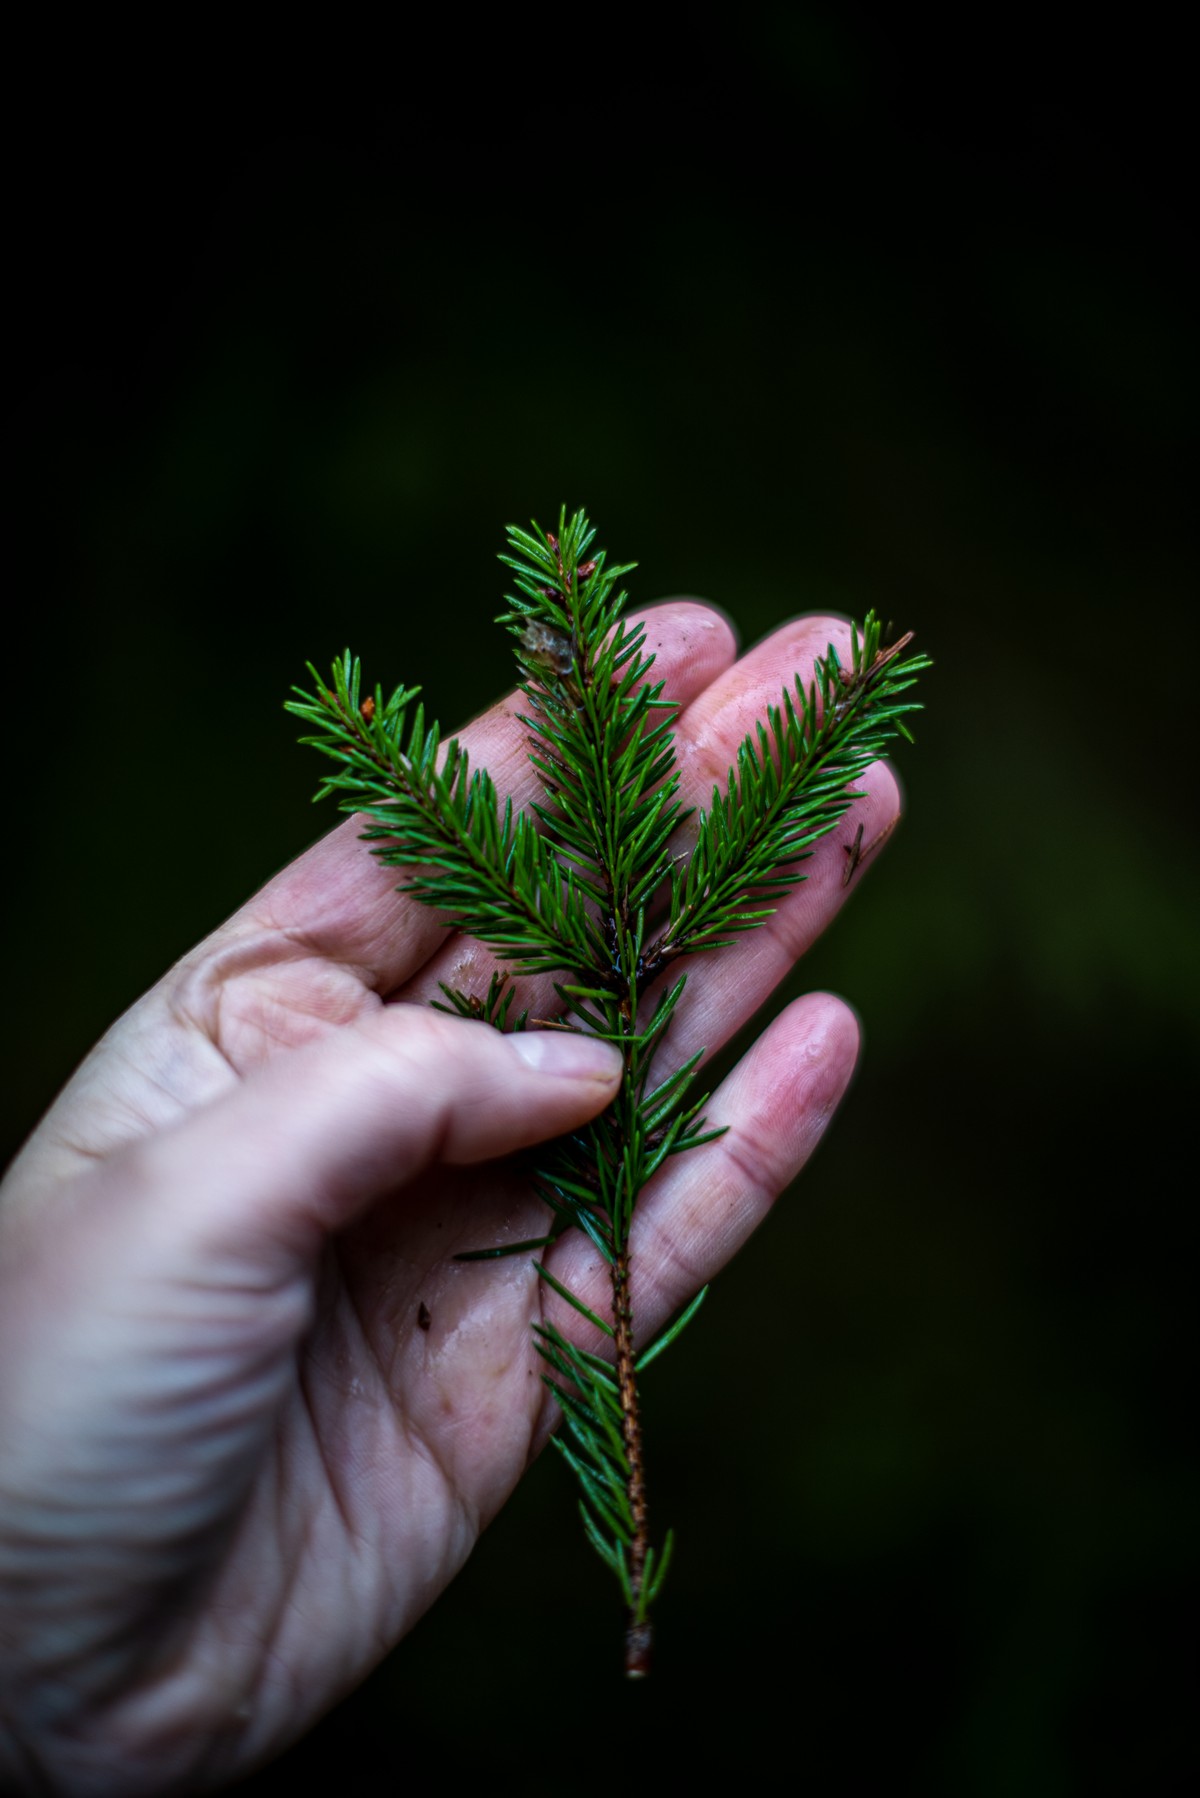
[0,1007,622,1470]
[127,1005,624,1273]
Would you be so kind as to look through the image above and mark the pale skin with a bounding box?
[0,602,901,1794]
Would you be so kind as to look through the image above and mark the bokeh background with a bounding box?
[5,12,1196,1794]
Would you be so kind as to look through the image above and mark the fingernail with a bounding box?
[510,1031,624,1082]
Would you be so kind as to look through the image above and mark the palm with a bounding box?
[2,602,899,1783]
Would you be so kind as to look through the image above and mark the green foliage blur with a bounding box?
[5,14,1195,1794]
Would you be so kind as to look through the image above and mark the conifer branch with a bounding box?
[289,508,928,1674]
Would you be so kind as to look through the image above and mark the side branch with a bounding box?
[642,618,929,972]
[288,655,606,979]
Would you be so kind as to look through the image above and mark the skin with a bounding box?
[0,602,901,1794]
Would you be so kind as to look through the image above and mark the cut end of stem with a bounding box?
[624,1620,653,1678]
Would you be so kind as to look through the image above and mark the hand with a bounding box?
[0,603,900,1794]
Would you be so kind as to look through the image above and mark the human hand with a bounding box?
[0,602,900,1794]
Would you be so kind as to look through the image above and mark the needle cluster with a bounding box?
[286,510,928,1674]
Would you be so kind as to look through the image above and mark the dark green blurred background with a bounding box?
[5,12,1196,1794]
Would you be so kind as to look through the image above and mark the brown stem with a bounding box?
[612,1250,652,1677]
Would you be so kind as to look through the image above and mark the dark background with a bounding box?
[4,9,1196,1794]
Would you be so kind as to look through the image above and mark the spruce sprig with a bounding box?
[287,508,929,1675]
